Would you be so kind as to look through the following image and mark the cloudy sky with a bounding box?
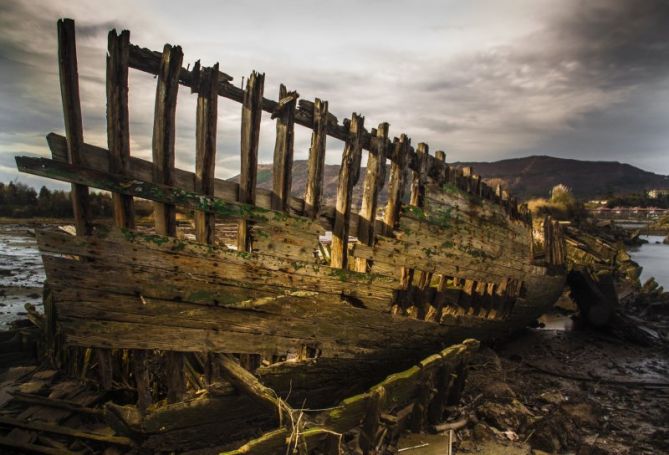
[1,0,669,189]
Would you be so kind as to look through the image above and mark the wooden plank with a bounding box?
[0,415,133,446]
[382,135,410,235]
[331,114,365,269]
[194,64,219,244]
[46,133,310,217]
[106,28,135,229]
[410,142,429,208]
[37,229,396,311]
[57,18,91,235]
[271,84,298,211]
[354,123,389,272]
[152,43,183,236]
[238,71,265,251]
[303,98,329,218]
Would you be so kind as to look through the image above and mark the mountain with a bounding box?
[455,156,669,200]
[233,155,669,203]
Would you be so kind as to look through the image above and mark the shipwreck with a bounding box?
[5,19,568,453]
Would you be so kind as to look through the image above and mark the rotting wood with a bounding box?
[152,43,183,236]
[383,135,410,236]
[304,98,329,218]
[355,123,389,273]
[57,18,91,235]
[106,28,134,229]
[238,71,265,251]
[410,142,429,208]
[216,354,293,423]
[0,415,133,447]
[331,113,365,269]
[271,84,298,211]
[221,339,479,455]
[194,64,219,244]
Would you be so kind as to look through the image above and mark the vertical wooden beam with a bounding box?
[271,84,298,211]
[434,150,447,185]
[107,29,135,229]
[237,71,265,251]
[151,44,183,236]
[133,350,152,413]
[354,122,389,272]
[410,143,429,208]
[166,351,186,403]
[57,18,91,235]
[304,98,328,219]
[330,114,365,269]
[383,135,410,236]
[194,64,219,244]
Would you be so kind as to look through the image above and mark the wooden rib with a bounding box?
[106,29,135,229]
[303,98,328,218]
[46,133,309,217]
[152,43,183,236]
[331,113,365,269]
[238,71,265,251]
[194,64,219,244]
[354,123,389,272]
[271,84,298,211]
[382,135,410,236]
[125,43,529,221]
[57,18,91,235]
[410,142,429,208]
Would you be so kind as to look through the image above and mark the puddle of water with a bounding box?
[629,235,669,289]
[0,224,46,329]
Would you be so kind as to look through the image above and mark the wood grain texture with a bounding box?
[331,113,365,269]
[271,84,298,211]
[152,43,183,236]
[355,123,389,272]
[194,64,219,244]
[238,71,265,251]
[304,98,329,218]
[106,29,134,229]
[57,18,91,235]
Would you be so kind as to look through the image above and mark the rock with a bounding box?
[538,391,565,405]
[478,399,534,432]
[561,403,599,428]
[529,409,581,453]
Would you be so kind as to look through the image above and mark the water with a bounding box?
[629,235,669,288]
[0,224,46,329]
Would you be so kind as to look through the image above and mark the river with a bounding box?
[629,235,669,288]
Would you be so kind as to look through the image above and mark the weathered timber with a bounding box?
[304,98,329,218]
[152,44,183,236]
[331,113,365,269]
[106,29,134,229]
[238,71,265,251]
[194,64,219,244]
[222,340,479,455]
[16,157,323,237]
[383,135,410,235]
[57,18,91,235]
[216,354,293,422]
[45,133,307,217]
[271,84,298,211]
[355,123,389,272]
[124,41,531,219]
[410,143,429,208]
[0,415,133,447]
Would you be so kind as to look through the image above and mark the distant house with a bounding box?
[647,189,669,199]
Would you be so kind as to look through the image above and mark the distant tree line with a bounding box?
[0,181,112,218]
[606,192,669,209]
